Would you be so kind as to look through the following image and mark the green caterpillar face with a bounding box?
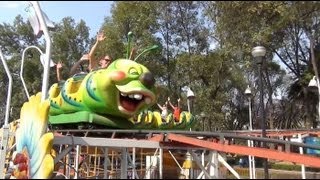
[88,59,157,118]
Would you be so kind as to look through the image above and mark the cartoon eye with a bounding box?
[129,68,139,75]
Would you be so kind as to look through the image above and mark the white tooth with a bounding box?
[129,94,134,98]
[134,94,143,100]
[145,97,151,104]
[121,93,127,96]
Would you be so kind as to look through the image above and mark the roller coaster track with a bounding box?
[52,128,320,168]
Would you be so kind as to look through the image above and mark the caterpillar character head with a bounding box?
[82,32,158,118]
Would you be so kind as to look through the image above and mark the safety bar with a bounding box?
[20,45,44,99]
[0,47,12,127]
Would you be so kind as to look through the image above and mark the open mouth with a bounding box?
[119,91,153,113]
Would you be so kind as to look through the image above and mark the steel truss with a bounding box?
[49,129,320,179]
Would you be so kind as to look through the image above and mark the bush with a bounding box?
[270,163,301,171]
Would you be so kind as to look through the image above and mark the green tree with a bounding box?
[202,1,320,129]
[51,17,90,80]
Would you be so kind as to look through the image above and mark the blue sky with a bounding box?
[0,1,113,37]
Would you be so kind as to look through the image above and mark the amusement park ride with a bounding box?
[1,1,320,179]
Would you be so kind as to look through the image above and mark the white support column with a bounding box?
[209,151,219,178]
[246,139,256,178]
[146,155,151,179]
[201,151,205,179]
[132,147,135,179]
[104,148,108,179]
[65,147,70,179]
[145,148,159,179]
[251,140,256,179]
[74,145,80,179]
[121,148,128,179]
[159,148,163,179]
[248,145,252,179]
[0,125,9,179]
[190,151,194,179]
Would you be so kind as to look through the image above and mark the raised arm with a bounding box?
[69,54,89,76]
[157,103,163,111]
[177,98,181,108]
[88,32,106,71]
[167,97,175,109]
[56,62,63,82]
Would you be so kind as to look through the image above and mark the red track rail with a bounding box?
[165,133,320,168]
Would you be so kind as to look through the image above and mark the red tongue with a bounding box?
[121,100,136,112]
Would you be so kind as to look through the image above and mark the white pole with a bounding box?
[159,148,163,179]
[317,78,320,125]
[29,1,52,101]
[132,147,136,179]
[201,151,205,179]
[248,97,256,179]
[248,140,253,179]
[298,134,306,179]
[0,48,13,179]
[74,145,80,179]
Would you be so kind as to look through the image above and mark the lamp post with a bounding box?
[200,112,206,131]
[187,88,195,113]
[245,85,256,179]
[252,45,269,179]
[308,76,320,126]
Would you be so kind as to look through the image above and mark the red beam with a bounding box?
[167,133,320,168]
[148,134,164,142]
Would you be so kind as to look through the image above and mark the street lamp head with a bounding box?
[308,76,318,93]
[187,88,195,100]
[252,46,266,58]
[244,85,252,97]
[308,76,317,87]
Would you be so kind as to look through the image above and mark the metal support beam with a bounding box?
[104,148,108,179]
[54,146,73,164]
[190,151,212,179]
[127,148,140,179]
[121,148,127,179]
[54,136,160,149]
[217,154,240,179]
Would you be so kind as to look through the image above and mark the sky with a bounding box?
[0,1,113,37]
